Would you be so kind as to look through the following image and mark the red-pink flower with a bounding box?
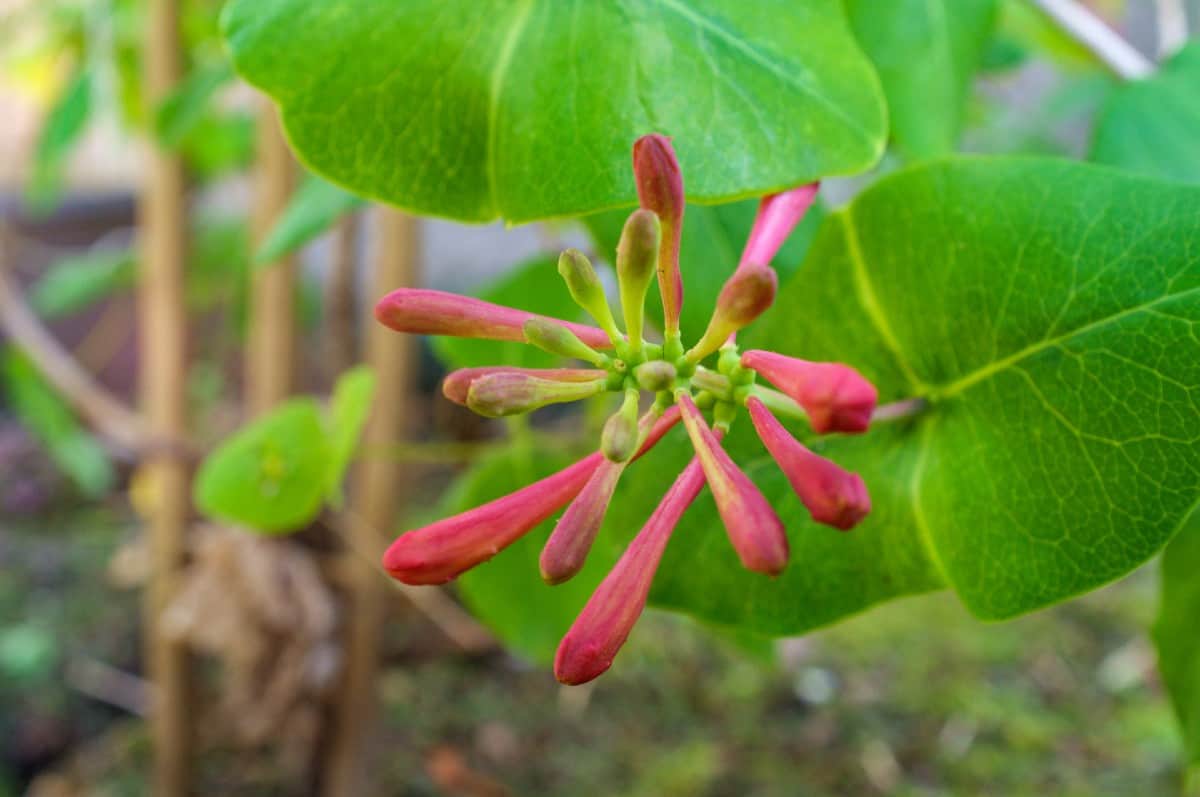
[677,393,788,575]
[747,397,870,530]
[375,134,886,685]
[740,350,877,434]
[554,453,709,685]
[376,288,612,349]
[738,184,819,271]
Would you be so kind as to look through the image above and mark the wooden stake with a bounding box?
[140,0,190,792]
[246,106,297,413]
[323,209,420,796]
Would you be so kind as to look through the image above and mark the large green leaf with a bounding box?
[1091,41,1200,185]
[583,198,824,344]
[609,157,1200,634]
[1155,513,1200,765]
[194,399,331,534]
[846,0,998,159]
[221,0,886,222]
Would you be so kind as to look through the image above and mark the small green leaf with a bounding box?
[255,174,364,266]
[29,248,136,318]
[1091,41,1200,185]
[222,0,886,222]
[325,365,376,506]
[0,348,114,497]
[195,400,330,534]
[846,0,998,159]
[432,255,585,372]
[155,59,235,147]
[27,67,92,212]
[1155,513,1200,764]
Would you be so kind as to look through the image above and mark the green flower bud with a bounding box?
[686,263,777,362]
[558,249,620,341]
[523,319,608,367]
[466,372,607,418]
[616,209,661,354]
[633,360,677,392]
[600,388,640,462]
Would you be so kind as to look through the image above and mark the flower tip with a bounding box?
[381,536,451,585]
[741,351,877,434]
[553,638,611,686]
[818,472,871,531]
[717,262,777,327]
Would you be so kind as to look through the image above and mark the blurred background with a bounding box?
[0,0,1197,794]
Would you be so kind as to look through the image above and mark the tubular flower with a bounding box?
[376,135,885,684]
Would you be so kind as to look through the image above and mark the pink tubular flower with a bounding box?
[383,407,682,586]
[740,350,877,434]
[746,397,870,530]
[375,134,888,684]
[554,454,709,685]
[540,459,625,585]
[633,134,685,336]
[383,454,603,585]
[738,184,820,271]
[442,367,606,406]
[677,394,789,575]
[375,288,612,350]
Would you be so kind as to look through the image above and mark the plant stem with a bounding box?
[1030,0,1153,79]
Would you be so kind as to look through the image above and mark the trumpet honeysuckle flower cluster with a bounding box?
[376,135,879,684]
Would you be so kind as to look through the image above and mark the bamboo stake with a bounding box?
[246,106,297,412]
[323,209,420,796]
[140,0,190,792]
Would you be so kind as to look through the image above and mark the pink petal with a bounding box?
[738,184,819,271]
[554,454,708,685]
[375,288,612,349]
[676,394,789,575]
[633,134,685,335]
[741,350,878,434]
[442,367,606,406]
[746,397,871,530]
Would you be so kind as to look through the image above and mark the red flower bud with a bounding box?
[633,134,684,335]
[677,393,788,575]
[554,454,708,685]
[375,288,612,349]
[740,350,877,434]
[442,367,606,406]
[383,454,605,585]
[738,184,819,270]
[539,459,624,585]
[746,397,870,530]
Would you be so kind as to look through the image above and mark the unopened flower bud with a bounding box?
[633,360,676,392]
[739,184,819,269]
[600,389,640,462]
[442,366,606,406]
[616,209,662,352]
[376,288,611,349]
[740,350,877,434]
[554,454,707,685]
[558,249,620,340]
[747,397,870,530]
[677,393,788,575]
[540,460,624,585]
[466,372,605,418]
[686,263,777,362]
[633,134,684,335]
[523,318,609,367]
